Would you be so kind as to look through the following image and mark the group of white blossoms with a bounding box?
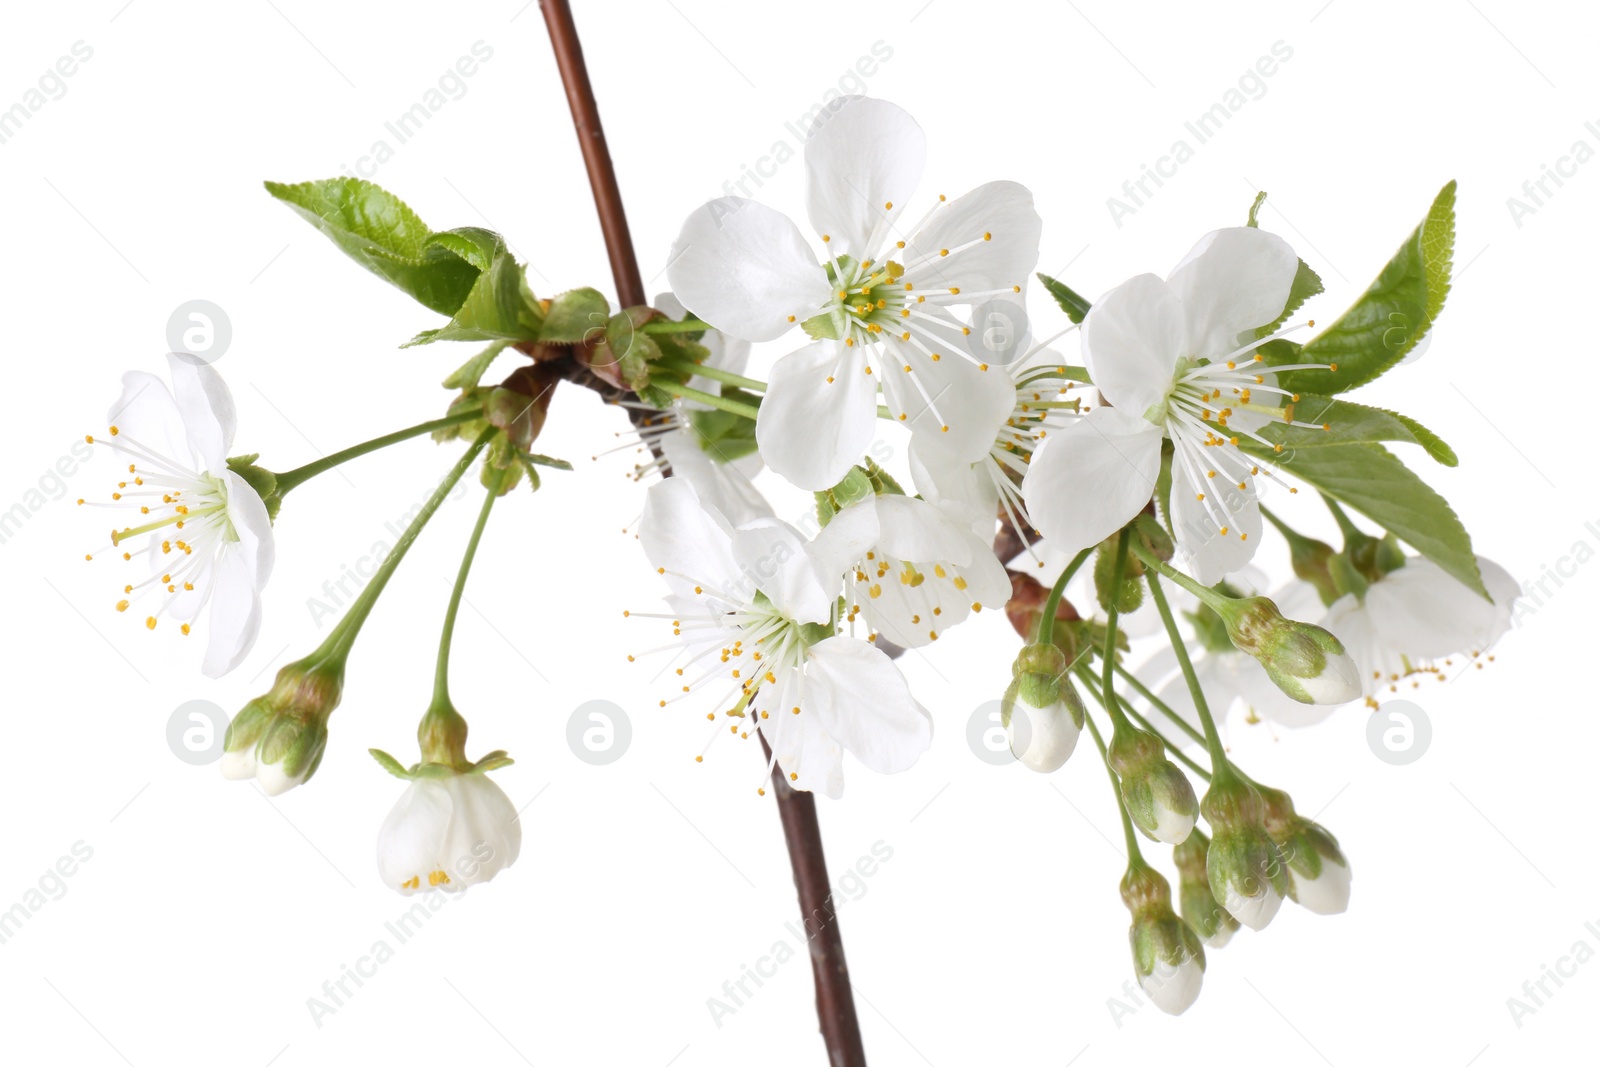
[84,94,1515,1010]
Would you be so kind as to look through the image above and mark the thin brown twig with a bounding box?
[537,3,868,1062]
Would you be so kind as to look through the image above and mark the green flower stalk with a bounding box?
[220,430,495,796]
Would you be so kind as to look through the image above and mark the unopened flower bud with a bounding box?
[1003,644,1083,773]
[1108,726,1198,844]
[1201,775,1290,931]
[1219,596,1361,705]
[1121,864,1205,1015]
[1174,829,1240,947]
[221,658,341,796]
[1255,784,1352,915]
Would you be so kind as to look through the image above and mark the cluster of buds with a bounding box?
[1199,773,1292,930]
[1002,643,1084,773]
[220,657,341,795]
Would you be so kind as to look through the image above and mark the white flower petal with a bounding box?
[807,497,881,586]
[881,310,1016,465]
[756,341,876,490]
[902,180,1041,291]
[1021,407,1163,557]
[804,96,925,257]
[666,198,829,342]
[1292,857,1352,915]
[1007,694,1080,773]
[799,636,932,776]
[1081,273,1185,413]
[441,774,521,887]
[908,438,998,538]
[1169,461,1261,586]
[165,352,237,473]
[1141,955,1204,1015]
[639,479,744,605]
[658,430,771,528]
[871,495,973,566]
[377,779,454,894]
[1224,882,1283,931]
[1367,557,1505,659]
[200,547,262,678]
[764,668,847,799]
[108,371,190,466]
[1166,227,1298,360]
[731,519,833,625]
[223,469,275,585]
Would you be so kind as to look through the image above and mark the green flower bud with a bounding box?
[1002,644,1082,773]
[1254,784,1352,915]
[222,657,341,796]
[1217,596,1361,705]
[1174,829,1240,947]
[1121,864,1205,1015]
[1201,774,1290,931]
[1108,726,1199,844]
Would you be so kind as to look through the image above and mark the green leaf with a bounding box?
[1254,394,1457,465]
[402,250,544,347]
[1037,272,1091,324]
[442,340,512,390]
[1253,442,1485,597]
[541,287,610,344]
[1266,181,1456,395]
[264,178,482,315]
[426,227,505,271]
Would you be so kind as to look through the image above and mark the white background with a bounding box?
[1,2,1594,1065]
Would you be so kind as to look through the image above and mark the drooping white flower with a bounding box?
[636,478,932,798]
[82,353,274,677]
[377,771,522,894]
[666,96,1034,490]
[811,492,1010,648]
[604,293,771,526]
[1022,227,1334,584]
[1007,691,1081,773]
[1321,555,1518,702]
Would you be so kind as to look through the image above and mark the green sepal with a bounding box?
[368,747,413,780]
[443,341,512,390]
[1036,272,1091,324]
[540,287,609,344]
[226,454,281,521]
[801,308,846,341]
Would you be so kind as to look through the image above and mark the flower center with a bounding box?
[81,425,236,635]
